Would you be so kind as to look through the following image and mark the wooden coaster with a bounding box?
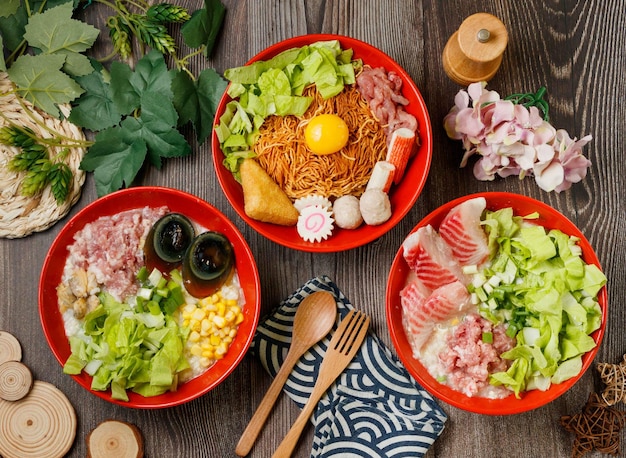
[87,420,145,458]
[0,331,22,365]
[0,361,33,401]
[0,381,76,458]
[0,72,86,239]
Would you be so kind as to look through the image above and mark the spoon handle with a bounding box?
[235,346,305,456]
[271,383,323,458]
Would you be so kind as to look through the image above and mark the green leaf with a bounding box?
[23,1,99,77]
[131,91,192,168]
[0,36,5,72]
[80,125,148,196]
[24,1,99,53]
[110,50,173,115]
[70,60,122,130]
[181,0,225,56]
[7,53,84,118]
[172,68,227,144]
[0,0,19,18]
[0,1,77,52]
[0,6,27,52]
[80,91,190,196]
[57,51,95,77]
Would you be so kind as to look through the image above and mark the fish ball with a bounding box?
[359,189,391,226]
[333,195,363,229]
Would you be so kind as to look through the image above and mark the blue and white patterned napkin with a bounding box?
[250,275,447,457]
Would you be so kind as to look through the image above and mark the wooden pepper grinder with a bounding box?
[442,12,508,86]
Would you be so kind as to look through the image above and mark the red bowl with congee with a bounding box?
[39,187,261,408]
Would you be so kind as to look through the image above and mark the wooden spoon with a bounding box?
[235,291,337,456]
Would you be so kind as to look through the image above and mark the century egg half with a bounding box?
[182,231,235,298]
[145,213,196,271]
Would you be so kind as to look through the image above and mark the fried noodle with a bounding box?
[254,85,386,200]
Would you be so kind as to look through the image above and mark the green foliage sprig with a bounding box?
[1,125,75,204]
[0,0,228,199]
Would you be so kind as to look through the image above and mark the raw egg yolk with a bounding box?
[304,114,349,155]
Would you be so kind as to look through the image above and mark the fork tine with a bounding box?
[333,310,369,354]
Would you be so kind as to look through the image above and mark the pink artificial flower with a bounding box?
[444,82,592,193]
[554,130,593,192]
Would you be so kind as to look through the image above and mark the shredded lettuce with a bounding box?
[63,269,190,401]
[475,208,606,397]
[216,40,362,179]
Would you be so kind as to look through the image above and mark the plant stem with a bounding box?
[0,93,94,149]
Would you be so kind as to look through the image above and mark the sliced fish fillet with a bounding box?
[439,197,490,267]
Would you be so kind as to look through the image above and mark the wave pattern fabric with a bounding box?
[250,275,447,457]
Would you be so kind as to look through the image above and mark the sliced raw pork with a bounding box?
[402,225,468,291]
[439,197,490,267]
[401,280,472,350]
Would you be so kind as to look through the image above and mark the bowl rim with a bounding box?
[211,33,433,253]
[385,191,608,415]
[38,186,261,408]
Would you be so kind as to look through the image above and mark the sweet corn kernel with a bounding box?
[192,309,206,321]
[210,334,221,346]
[213,315,225,328]
[190,344,202,356]
[181,289,244,371]
[189,331,201,343]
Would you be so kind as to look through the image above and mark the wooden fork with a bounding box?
[272,309,370,458]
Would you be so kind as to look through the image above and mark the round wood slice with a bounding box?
[0,361,33,401]
[87,420,144,458]
[0,331,22,365]
[0,381,76,458]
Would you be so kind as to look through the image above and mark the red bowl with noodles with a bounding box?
[212,34,432,252]
[386,192,608,415]
[39,187,261,408]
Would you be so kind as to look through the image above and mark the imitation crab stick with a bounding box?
[366,160,395,192]
[386,127,416,184]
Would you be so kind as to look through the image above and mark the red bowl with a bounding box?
[211,34,432,252]
[386,192,608,415]
[39,187,261,408]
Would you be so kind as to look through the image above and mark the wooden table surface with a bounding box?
[1,0,625,457]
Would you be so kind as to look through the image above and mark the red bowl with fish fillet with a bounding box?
[386,192,607,415]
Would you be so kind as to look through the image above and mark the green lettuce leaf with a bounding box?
[63,292,189,401]
[477,208,607,395]
[216,40,360,175]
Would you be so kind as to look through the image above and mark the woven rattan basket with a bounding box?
[0,72,86,239]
